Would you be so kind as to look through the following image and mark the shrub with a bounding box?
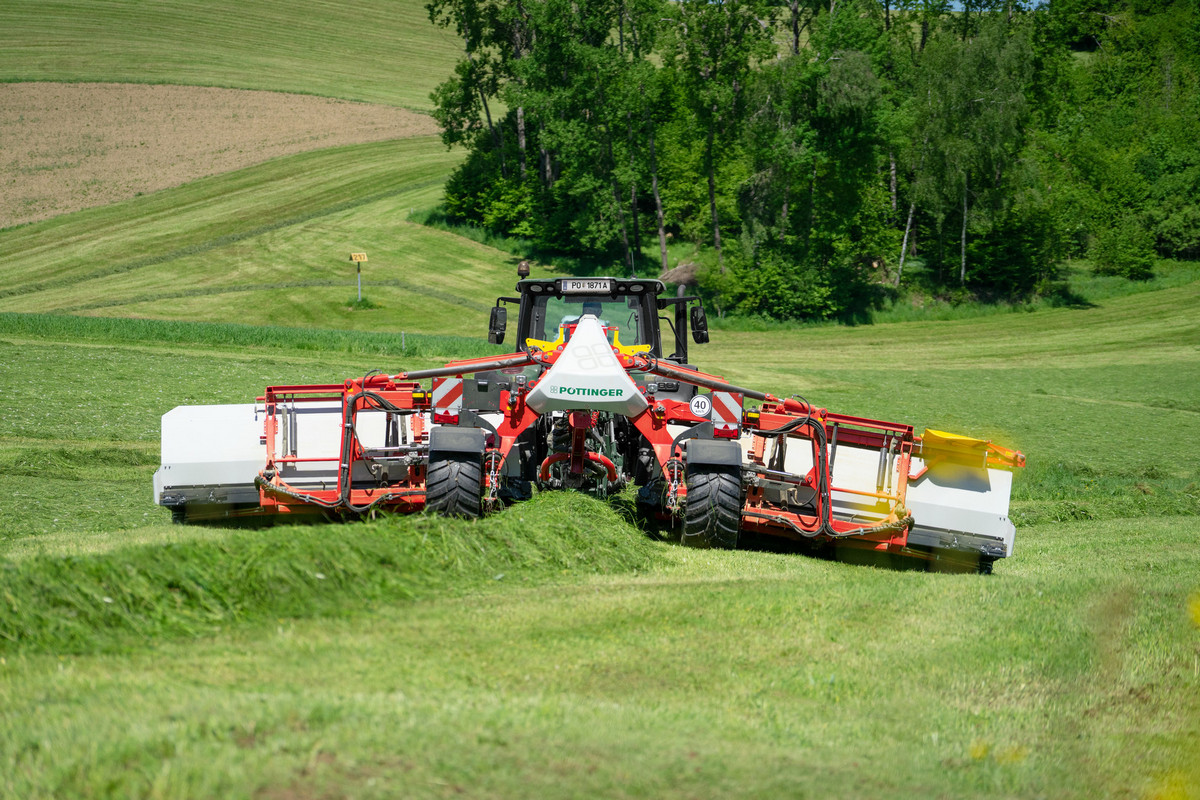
[1090,216,1156,280]
[966,202,1066,294]
[1155,205,1200,260]
[725,245,840,321]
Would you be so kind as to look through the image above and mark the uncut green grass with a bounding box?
[0,0,461,111]
[0,313,501,361]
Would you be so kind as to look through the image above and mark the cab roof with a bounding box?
[516,277,666,298]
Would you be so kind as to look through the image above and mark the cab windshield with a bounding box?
[528,294,646,347]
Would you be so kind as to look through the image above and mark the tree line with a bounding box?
[426,0,1200,320]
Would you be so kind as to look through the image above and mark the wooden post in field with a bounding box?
[349,252,368,302]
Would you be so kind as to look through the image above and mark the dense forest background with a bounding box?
[426,0,1199,320]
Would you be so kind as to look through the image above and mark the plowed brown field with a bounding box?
[0,82,440,229]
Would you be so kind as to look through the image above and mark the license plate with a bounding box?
[560,278,612,294]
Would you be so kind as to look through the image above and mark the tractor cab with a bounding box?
[488,277,709,364]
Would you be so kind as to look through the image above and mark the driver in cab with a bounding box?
[563,300,608,331]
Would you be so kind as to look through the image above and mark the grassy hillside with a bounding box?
[0,0,525,334]
[0,138,554,335]
[0,0,460,111]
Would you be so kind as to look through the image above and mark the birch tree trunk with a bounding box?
[960,173,969,284]
[897,199,916,286]
[516,106,527,181]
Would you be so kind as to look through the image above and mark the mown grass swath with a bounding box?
[2,516,1197,798]
[0,137,559,336]
[0,138,460,301]
[0,493,657,655]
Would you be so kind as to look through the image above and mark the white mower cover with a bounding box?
[525,315,649,417]
[153,403,267,508]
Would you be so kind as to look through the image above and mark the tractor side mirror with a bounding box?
[689,305,710,344]
[488,305,508,345]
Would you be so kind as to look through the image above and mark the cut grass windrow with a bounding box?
[0,137,461,297]
[0,492,658,655]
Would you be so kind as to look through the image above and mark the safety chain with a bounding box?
[483,450,505,511]
[664,458,685,514]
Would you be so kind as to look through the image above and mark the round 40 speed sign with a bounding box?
[689,394,712,418]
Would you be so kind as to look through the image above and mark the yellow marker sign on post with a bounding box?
[349,253,368,301]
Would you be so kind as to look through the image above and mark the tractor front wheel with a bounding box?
[682,467,741,549]
[426,454,483,518]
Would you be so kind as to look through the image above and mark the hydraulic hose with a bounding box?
[743,414,913,540]
[636,357,774,401]
[538,451,619,484]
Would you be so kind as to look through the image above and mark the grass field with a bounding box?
[0,0,461,111]
[1,0,1198,796]
[2,293,1197,798]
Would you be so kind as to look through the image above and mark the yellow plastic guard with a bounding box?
[920,429,1025,469]
[526,325,651,358]
[923,429,989,450]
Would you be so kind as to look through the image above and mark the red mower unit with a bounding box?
[155,276,1024,572]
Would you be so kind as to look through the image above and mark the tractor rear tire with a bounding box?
[682,467,741,549]
[426,454,483,518]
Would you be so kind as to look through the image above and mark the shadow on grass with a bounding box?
[737,530,992,574]
[614,490,992,575]
[1039,280,1097,309]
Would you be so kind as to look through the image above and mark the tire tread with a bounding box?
[682,468,741,549]
[426,455,483,518]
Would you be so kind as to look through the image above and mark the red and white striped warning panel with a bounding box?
[711,391,742,436]
[431,377,463,421]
